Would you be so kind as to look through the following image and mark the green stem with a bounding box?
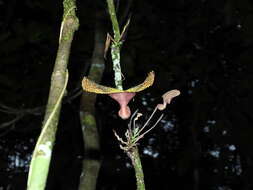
[106,0,123,90]
[106,1,145,189]
[106,0,121,41]
[128,147,146,190]
[27,0,79,189]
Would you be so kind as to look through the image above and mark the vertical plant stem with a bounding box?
[106,1,146,189]
[128,147,146,190]
[27,1,79,189]
[106,0,123,90]
[78,11,105,190]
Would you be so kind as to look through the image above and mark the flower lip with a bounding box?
[109,92,136,119]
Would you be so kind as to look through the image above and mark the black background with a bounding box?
[0,0,253,189]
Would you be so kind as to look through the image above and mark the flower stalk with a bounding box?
[113,89,180,190]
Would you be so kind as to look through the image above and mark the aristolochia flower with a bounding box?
[157,89,180,111]
[82,71,155,119]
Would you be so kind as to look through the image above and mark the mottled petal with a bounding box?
[82,71,155,94]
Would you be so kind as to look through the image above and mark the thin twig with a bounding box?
[0,114,24,129]
[135,114,164,143]
[136,106,158,136]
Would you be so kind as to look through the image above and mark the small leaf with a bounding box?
[133,127,139,136]
[104,33,112,59]
[120,17,131,41]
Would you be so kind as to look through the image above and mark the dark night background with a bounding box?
[0,0,253,190]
